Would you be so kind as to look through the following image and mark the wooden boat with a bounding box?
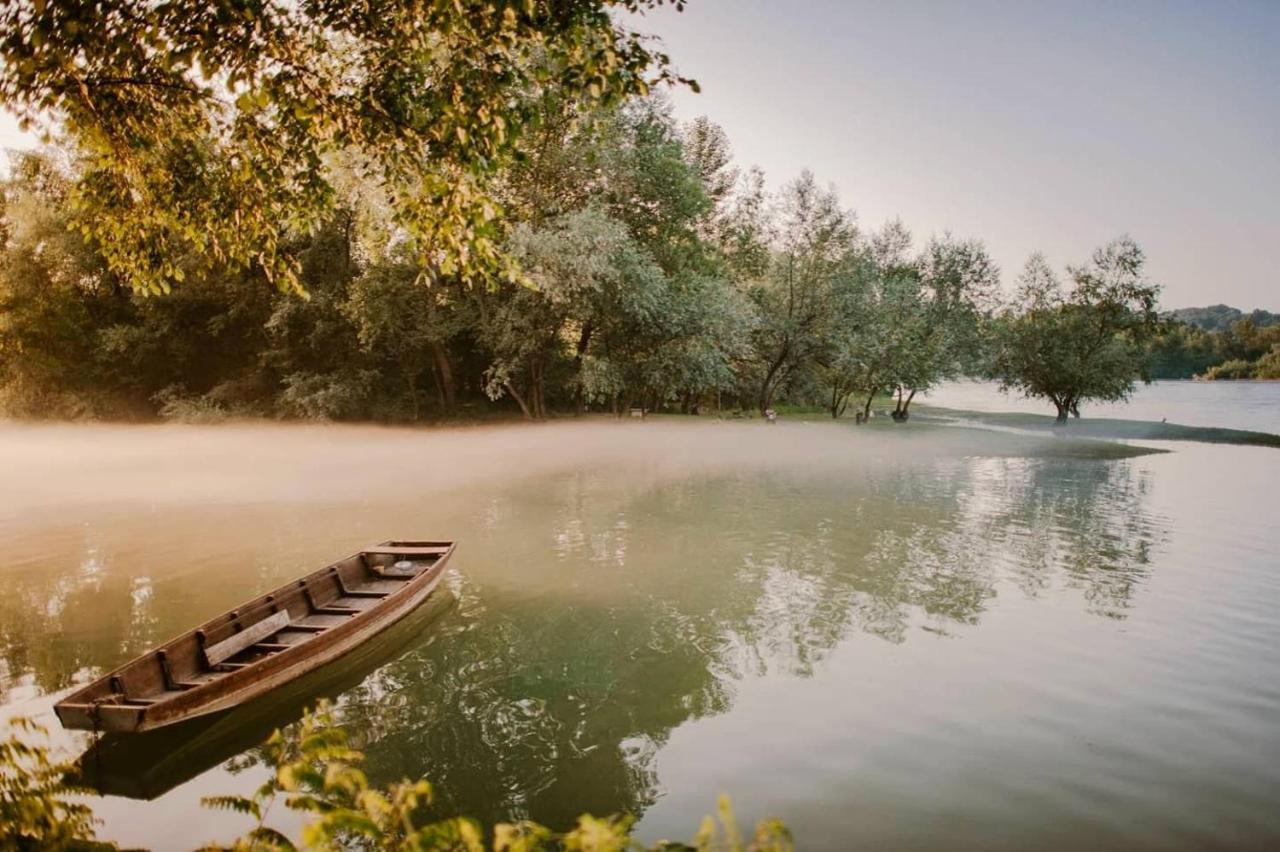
[55,540,455,733]
[71,589,457,799]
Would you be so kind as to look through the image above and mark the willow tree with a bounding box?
[0,0,692,295]
[992,239,1161,423]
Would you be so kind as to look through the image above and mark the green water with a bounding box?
[1,418,1277,849]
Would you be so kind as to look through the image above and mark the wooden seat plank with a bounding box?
[274,630,317,646]
[203,611,291,667]
[127,690,189,706]
[314,605,362,616]
[363,546,448,557]
[332,596,379,611]
[294,614,350,629]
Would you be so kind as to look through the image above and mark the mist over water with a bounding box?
[1,416,1278,850]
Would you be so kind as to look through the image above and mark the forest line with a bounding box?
[2,94,1193,425]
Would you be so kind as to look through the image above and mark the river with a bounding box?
[0,390,1277,849]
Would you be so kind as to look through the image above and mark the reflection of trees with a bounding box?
[336,580,734,829]
[3,452,1164,830]
[331,457,1161,829]
[0,538,146,701]
[961,456,1160,619]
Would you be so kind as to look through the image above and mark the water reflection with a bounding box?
[72,591,456,799]
[0,443,1166,834]
[299,457,1162,828]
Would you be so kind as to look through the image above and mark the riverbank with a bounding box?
[909,404,1280,448]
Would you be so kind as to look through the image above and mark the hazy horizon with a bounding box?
[4,0,1277,310]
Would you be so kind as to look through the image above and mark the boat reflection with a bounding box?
[71,589,456,800]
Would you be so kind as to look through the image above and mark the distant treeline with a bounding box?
[1148,309,1280,380]
[0,94,1168,424]
[1165,305,1278,333]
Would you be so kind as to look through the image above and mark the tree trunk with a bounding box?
[830,384,848,419]
[407,374,420,421]
[572,322,593,415]
[506,381,533,420]
[861,391,875,423]
[430,341,456,412]
[400,356,421,421]
[1054,399,1069,424]
[429,362,446,409]
[890,387,907,422]
[758,342,790,416]
[530,362,546,420]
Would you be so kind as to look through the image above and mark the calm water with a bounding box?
[923,379,1280,434]
[1,406,1278,849]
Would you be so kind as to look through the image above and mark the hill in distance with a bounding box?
[1164,304,1279,331]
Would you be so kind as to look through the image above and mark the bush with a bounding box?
[1200,358,1256,380]
[1,706,794,851]
[0,718,101,848]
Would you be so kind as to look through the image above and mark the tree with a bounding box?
[682,115,739,241]
[479,208,648,419]
[344,259,460,420]
[836,219,919,422]
[0,0,693,295]
[884,234,999,421]
[991,239,1161,423]
[747,171,856,416]
[716,166,772,282]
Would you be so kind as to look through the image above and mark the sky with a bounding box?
[630,0,1280,310]
[2,1,1277,310]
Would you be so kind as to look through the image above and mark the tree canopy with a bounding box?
[991,239,1161,422]
[0,0,693,294]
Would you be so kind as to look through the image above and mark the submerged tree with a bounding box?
[991,239,1160,423]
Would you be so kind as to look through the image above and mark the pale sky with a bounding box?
[633,0,1280,310]
[3,1,1277,309]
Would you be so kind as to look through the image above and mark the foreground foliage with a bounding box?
[0,717,100,848]
[0,706,792,851]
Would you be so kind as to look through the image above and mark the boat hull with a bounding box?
[54,541,454,733]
